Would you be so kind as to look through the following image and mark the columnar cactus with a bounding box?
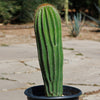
[34,3,63,96]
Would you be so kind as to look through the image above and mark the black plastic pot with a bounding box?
[24,85,82,100]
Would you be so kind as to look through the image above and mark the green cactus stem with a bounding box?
[34,3,63,96]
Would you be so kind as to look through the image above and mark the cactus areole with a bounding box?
[34,3,63,97]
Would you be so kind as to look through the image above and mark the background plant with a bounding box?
[65,0,69,24]
[69,13,85,37]
[0,0,21,24]
[0,0,99,24]
[82,4,100,28]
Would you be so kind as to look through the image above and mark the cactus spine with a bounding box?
[34,4,63,96]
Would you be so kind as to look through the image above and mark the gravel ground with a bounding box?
[0,22,100,45]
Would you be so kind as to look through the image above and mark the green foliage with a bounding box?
[0,0,65,23]
[34,4,63,96]
[69,13,84,37]
[0,0,21,24]
[1,0,97,24]
[82,4,100,28]
[18,0,41,23]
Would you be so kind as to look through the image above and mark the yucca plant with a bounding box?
[69,13,84,37]
[34,3,63,97]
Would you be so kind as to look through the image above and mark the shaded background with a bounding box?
[0,0,99,24]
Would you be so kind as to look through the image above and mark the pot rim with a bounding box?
[24,85,82,99]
